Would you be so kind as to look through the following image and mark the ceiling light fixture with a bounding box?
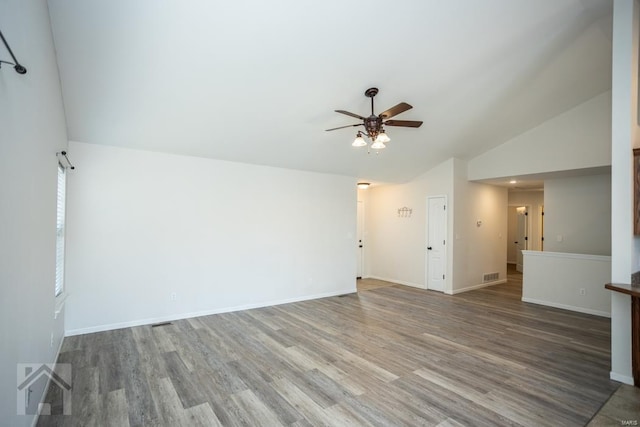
[351,128,389,151]
[326,87,423,152]
[509,180,517,184]
[357,182,370,189]
[352,132,367,147]
[375,130,390,144]
[370,140,386,150]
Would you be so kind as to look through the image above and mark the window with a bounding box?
[55,163,66,297]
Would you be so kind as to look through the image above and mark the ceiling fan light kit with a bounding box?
[352,132,367,147]
[327,87,423,151]
[370,140,386,150]
[376,130,390,144]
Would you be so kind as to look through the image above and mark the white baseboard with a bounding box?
[65,288,356,336]
[610,371,634,385]
[521,297,611,318]
[446,279,507,295]
[366,275,425,289]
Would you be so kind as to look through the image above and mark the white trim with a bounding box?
[32,331,66,427]
[54,293,68,320]
[366,275,425,289]
[521,297,611,318]
[609,371,634,385]
[446,279,507,295]
[522,250,611,262]
[65,288,355,336]
[32,387,47,427]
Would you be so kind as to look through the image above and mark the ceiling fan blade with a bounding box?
[378,102,413,119]
[335,110,366,120]
[384,119,423,128]
[325,123,362,131]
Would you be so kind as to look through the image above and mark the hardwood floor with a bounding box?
[39,279,619,426]
[356,278,395,292]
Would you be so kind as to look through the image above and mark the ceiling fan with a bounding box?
[326,87,423,150]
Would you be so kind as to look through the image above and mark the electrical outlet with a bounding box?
[170,292,177,301]
[579,288,586,296]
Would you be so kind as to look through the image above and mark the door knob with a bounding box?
[427,247,432,250]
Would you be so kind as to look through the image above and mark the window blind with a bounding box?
[55,163,66,297]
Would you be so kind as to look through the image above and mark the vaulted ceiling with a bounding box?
[47,0,612,183]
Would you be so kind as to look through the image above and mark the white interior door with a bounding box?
[356,201,364,278]
[426,196,447,292]
[516,206,528,272]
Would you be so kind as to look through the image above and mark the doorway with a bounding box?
[515,206,528,272]
[426,195,447,292]
[356,200,364,279]
[507,206,529,272]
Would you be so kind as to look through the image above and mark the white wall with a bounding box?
[366,158,507,294]
[65,142,357,334]
[610,0,638,385]
[544,174,611,256]
[508,190,544,252]
[0,1,69,424]
[367,159,454,289]
[468,91,611,181]
[452,161,508,293]
[522,251,611,317]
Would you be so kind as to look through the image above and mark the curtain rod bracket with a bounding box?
[57,151,75,170]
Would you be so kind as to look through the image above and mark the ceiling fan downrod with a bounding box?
[365,87,379,116]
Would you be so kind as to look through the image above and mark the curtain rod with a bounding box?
[0,29,27,74]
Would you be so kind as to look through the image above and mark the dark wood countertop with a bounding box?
[605,283,640,298]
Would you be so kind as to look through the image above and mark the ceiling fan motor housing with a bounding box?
[364,115,383,138]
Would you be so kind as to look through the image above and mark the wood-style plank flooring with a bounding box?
[40,275,619,426]
[356,278,395,292]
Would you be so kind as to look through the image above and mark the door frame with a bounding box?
[356,200,365,279]
[426,195,448,292]
[508,203,532,271]
[538,204,544,251]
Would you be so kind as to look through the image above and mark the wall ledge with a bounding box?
[523,250,611,262]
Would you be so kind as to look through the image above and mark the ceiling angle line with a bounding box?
[0,29,27,75]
